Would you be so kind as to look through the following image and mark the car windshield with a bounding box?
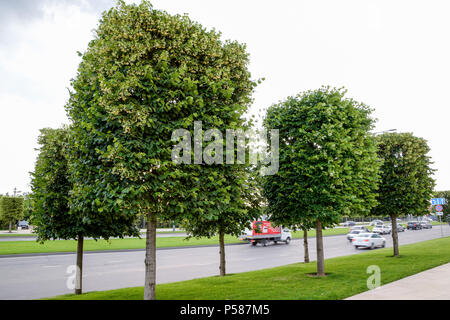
[351,231,360,234]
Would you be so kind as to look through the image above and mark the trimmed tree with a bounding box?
[0,196,24,233]
[65,1,256,299]
[183,167,261,276]
[22,193,33,221]
[30,127,139,295]
[372,133,435,256]
[263,87,380,276]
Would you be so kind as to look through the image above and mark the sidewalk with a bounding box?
[347,263,450,300]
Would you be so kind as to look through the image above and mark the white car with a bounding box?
[350,226,370,232]
[353,233,386,249]
[388,223,405,232]
[347,229,366,242]
[369,220,384,226]
[372,225,391,235]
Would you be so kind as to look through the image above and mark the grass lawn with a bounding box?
[46,236,450,300]
[0,233,37,237]
[291,227,350,239]
[0,235,242,255]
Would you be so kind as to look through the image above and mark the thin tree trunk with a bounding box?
[303,229,309,263]
[8,221,12,233]
[75,234,83,295]
[315,220,325,276]
[391,214,399,256]
[144,212,157,300]
[219,230,226,276]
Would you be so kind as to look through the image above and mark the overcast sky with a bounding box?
[1,0,449,195]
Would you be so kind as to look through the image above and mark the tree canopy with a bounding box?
[263,87,380,226]
[30,127,75,241]
[372,133,435,218]
[0,196,24,232]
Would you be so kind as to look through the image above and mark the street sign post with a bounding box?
[434,204,444,237]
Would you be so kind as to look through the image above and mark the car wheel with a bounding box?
[251,241,257,246]
[382,241,385,248]
[370,243,375,250]
[285,237,291,245]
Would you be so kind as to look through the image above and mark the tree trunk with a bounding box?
[75,234,83,295]
[144,212,157,300]
[391,214,399,256]
[219,230,226,276]
[8,221,12,233]
[303,229,309,263]
[315,220,325,276]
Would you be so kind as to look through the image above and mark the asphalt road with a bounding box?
[1,225,449,300]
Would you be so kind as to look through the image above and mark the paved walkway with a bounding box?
[347,263,450,300]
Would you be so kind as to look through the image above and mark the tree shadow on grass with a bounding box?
[305,273,333,278]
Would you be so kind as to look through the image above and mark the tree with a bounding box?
[0,196,24,233]
[263,87,380,276]
[30,127,139,295]
[0,195,3,226]
[65,1,256,299]
[22,193,33,221]
[183,168,261,276]
[372,133,435,256]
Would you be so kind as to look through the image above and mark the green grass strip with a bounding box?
[0,235,243,255]
[0,233,37,237]
[46,236,450,300]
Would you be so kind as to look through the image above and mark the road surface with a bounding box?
[0,225,449,300]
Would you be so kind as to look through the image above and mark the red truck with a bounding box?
[239,221,292,246]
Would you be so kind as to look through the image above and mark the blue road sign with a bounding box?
[431,198,446,205]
